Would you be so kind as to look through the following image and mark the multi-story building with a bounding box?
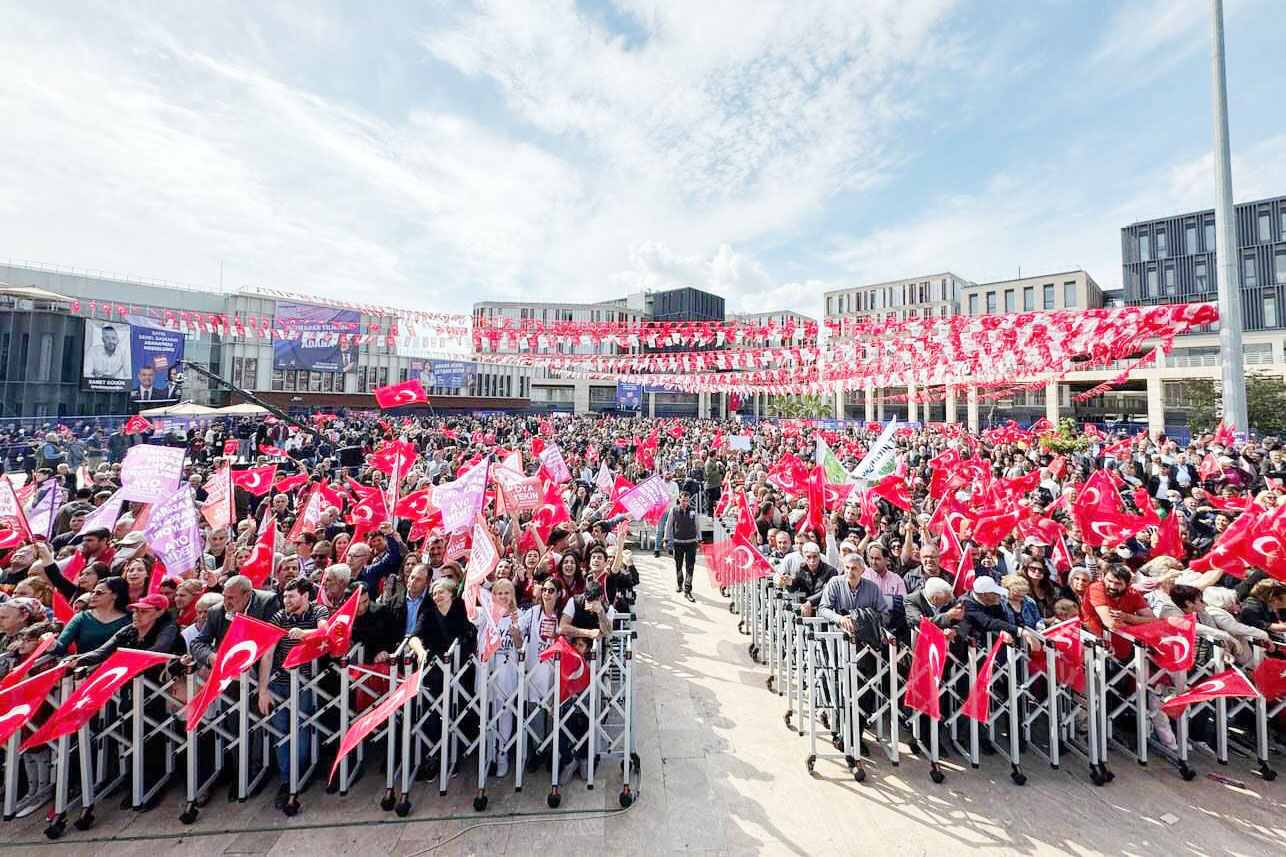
[823,272,968,325]
[727,309,815,418]
[960,269,1104,317]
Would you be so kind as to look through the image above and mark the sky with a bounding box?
[2,0,1285,319]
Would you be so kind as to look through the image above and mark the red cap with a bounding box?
[128,594,170,612]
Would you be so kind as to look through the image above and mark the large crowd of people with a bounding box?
[1,410,1284,818]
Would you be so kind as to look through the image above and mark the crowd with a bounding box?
[2,409,1285,818]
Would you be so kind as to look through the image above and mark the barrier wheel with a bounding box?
[74,809,95,831]
[728,602,735,613]
[1010,769,1027,786]
[44,820,66,840]
[1179,764,1196,782]
[283,798,300,817]
[325,779,340,795]
[619,790,633,808]
[547,790,561,808]
[819,712,830,730]
[1089,769,1106,786]
[179,806,199,825]
[854,767,867,783]
[395,800,412,817]
[929,769,945,784]
[380,790,396,811]
[805,754,816,773]
[766,676,774,692]
[1104,768,1115,782]
[1257,762,1277,782]
[783,711,792,728]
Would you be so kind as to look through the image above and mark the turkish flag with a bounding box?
[0,665,66,744]
[273,471,309,494]
[1160,669,1260,717]
[951,553,976,598]
[394,487,437,520]
[870,473,912,512]
[1212,419,1237,448]
[1043,618,1085,692]
[223,439,239,457]
[51,589,75,624]
[700,534,774,588]
[903,619,947,720]
[1251,657,1286,701]
[186,614,286,732]
[804,466,826,535]
[232,465,277,497]
[1188,509,1257,580]
[605,475,635,517]
[1198,453,1222,482]
[540,636,591,702]
[201,467,235,530]
[531,480,572,543]
[259,444,287,457]
[371,439,417,477]
[372,379,429,409]
[328,669,422,785]
[733,492,757,542]
[23,650,172,749]
[1048,455,1067,480]
[1051,531,1074,574]
[241,516,277,587]
[766,454,809,497]
[1152,510,1184,561]
[970,509,1022,549]
[1118,614,1197,672]
[123,414,152,436]
[1072,470,1146,547]
[0,635,57,691]
[287,485,325,542]
[283,588,361,669]
[961,635,1006,722]
[348,491,389,529]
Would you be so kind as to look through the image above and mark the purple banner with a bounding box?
[537,444,571,484]
[272,301,360,373]
[119,444,186,503]
[80,489,126,534]
[617,474,669,521]
[27,484,65,540]
[436,461,489,533]
[144,486,204,578]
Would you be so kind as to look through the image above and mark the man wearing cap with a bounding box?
[958,575,1041,649]
[780,542,838,617]
[72,593,183,668]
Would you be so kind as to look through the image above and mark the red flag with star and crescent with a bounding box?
[23,650,171,749]
[1118,614,1196,672]
[372,379,429,409]
[186,614,286,732]
[904,619,947,721]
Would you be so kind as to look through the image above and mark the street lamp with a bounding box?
[1210,0,1248,431]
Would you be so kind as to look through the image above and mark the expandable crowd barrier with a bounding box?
[0,617,639,840]
[719,528,1281,792]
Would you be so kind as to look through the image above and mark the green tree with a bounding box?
[768,394,832,419]
[1179,372,1286,436]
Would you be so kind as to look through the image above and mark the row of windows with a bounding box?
[1135,208,1286,263]
[966,282,1076,315]
[826,278,960,316]
[266,365,390,393]
[475,306,641,324]
[1133,248,1286,298]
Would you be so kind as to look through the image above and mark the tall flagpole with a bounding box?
[1210,0,1247,430]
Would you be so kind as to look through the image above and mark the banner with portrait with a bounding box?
[272,301,360,373]
[81,319,134,391]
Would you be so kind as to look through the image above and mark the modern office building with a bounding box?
[823,272,968,324]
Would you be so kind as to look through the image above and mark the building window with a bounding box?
[1144,267,1157,297]
[37,333,53,381]
[968,294,978,315]
[985,292,996,313]
[1042,284,1054,309]
[1243,254,1258,288]
[1155,228,1167,258]
[271,369,283,391]
[1137,232,1150,262]
[1063,281,1077,307]
[1163,264,1177,296]
[825,296,832,315]
[1023,286,1034,311]
[1004,290,1015,312]
[1195,258,1209,292]
[1184,221,1197,254]
[1259,210,1273,243]
[1265,294,1279,328]
[1276,248,1286,285]
[1204,219,1216,251]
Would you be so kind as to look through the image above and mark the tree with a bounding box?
[1041,417,1091,455]
[767,394,831,419]
[1180,372,1286,437]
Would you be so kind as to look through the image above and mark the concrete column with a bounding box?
[1146,375,1165,438]
[573,380,590,415]
[877,390,886,421]
[698,391,709,419]
[864,382,875,422]
[648,391,656,418]
[907,383,918,424]
[752,393,760,418]
[834,392,844,420]
[946,387,958,423]
[967,386,980,434]
[1045,379,1060,426]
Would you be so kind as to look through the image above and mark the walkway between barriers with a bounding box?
[1,555,1283,856]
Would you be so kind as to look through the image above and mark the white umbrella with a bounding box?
[138,401,220,417]
[217,402,270,415]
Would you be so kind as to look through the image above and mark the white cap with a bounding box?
[972,576,1007,597]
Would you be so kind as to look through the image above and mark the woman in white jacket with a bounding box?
[1202,587,1271,666]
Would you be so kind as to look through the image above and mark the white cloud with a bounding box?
[1091,0,1266,79]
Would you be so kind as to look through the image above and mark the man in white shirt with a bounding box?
[85,325,130,379]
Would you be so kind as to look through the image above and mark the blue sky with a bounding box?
[2,0,1284,317]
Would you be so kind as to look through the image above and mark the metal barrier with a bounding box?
[716,554,1283,792]
[0,619,639,840]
